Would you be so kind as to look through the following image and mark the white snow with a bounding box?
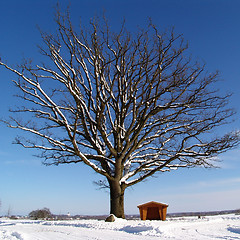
[0,214,240,239]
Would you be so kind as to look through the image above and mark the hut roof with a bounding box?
[137,201,168,208]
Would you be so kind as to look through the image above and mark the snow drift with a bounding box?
[0,214,240,239]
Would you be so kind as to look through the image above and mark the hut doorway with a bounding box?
[146,207,160,220]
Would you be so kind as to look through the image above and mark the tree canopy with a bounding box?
[0,10,239,218]
[29,208,52,220]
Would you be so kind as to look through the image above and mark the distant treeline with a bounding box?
[2,209,239,220]
[167,209,240,218]
[52,209,240,220]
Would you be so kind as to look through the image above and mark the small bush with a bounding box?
[29,208,52,220]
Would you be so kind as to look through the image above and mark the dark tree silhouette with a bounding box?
[0,10,239,218]
[29,208,52,220]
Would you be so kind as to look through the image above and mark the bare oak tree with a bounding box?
[0,11,239,218]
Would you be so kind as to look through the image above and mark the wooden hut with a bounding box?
[137,201,168,221]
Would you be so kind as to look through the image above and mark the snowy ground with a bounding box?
[0,214,240,240]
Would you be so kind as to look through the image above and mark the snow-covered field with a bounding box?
[0,214,240,240]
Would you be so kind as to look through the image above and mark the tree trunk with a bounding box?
[108,180,125,218]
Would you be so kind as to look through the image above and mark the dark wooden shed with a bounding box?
[137,201,168,221]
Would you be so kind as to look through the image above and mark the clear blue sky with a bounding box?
[0,0,240,216]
